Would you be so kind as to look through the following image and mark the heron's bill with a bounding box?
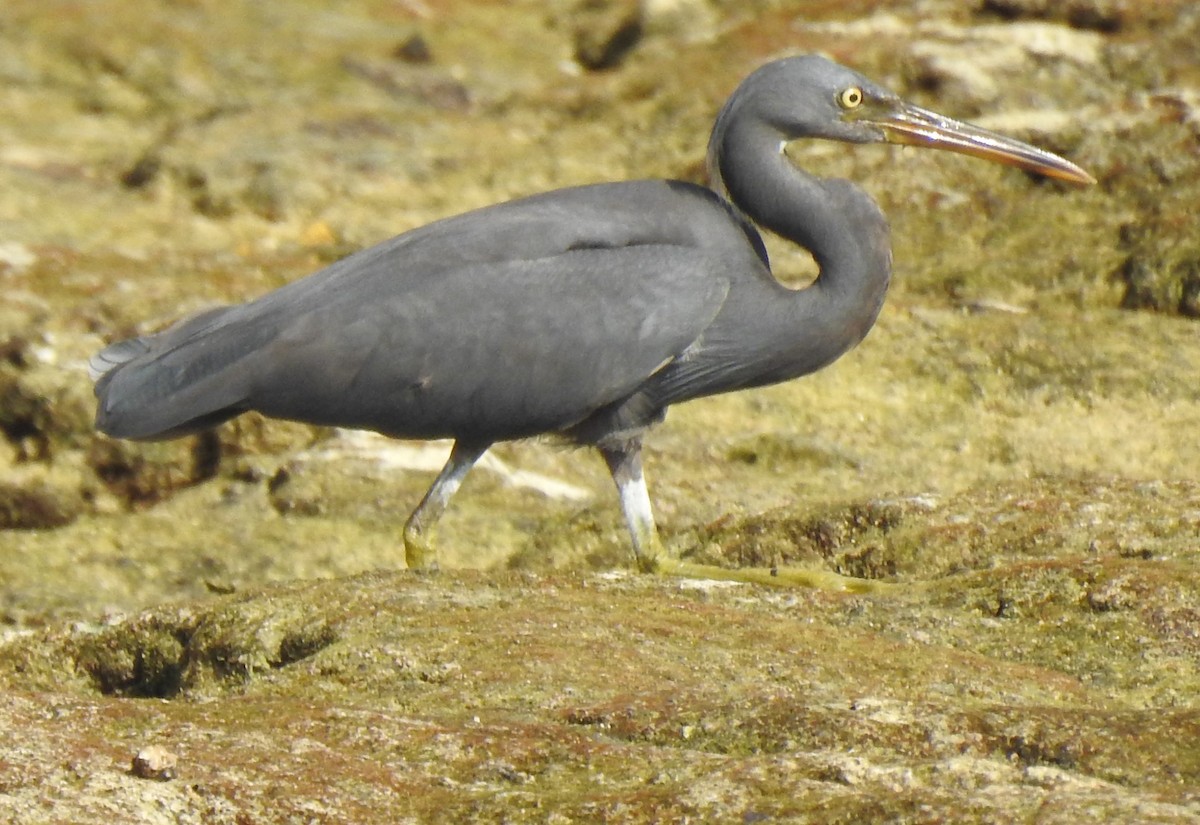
[873,104,1096,185]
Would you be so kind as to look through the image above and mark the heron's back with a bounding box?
[92,179,764,444]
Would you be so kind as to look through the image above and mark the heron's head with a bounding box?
[722,54,1094,185]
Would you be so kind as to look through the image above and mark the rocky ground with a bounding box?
[0,0,1197,822]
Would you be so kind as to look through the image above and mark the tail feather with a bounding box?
[92,306,256,441]
[89,337,151,383]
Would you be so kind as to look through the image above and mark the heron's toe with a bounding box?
[403,529,440,571]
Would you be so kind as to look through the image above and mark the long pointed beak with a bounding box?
[869,103,1095,185]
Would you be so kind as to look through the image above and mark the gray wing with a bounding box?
[94,181,754,441]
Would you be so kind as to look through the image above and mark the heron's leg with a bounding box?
[600,439,896,593]
[403,439,490,570]
[599,437,669,573]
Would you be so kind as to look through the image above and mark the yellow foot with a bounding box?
[648,556,898,594]
[403,530,440,571]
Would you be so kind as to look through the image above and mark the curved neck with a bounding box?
[709,112,893,376]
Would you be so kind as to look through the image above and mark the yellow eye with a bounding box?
[838,86,864,109]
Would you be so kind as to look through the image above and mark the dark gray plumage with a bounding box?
[92,55,1092,586]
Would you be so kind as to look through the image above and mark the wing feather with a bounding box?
[93,180,757,442]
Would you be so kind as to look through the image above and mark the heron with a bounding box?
[91,55,1093,589]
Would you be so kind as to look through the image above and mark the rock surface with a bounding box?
[1,0,1198,822]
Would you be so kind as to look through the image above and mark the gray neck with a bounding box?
[709,113,893,379]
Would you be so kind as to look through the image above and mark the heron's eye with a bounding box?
[838,86,864,109]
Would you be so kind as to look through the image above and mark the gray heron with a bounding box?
[92,55,1093,588]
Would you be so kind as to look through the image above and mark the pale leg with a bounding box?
[404,439,490,570]
[599,438,894,593]
[599,437,667,572]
